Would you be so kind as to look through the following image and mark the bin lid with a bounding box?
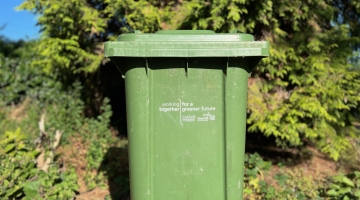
[105,30,269,57]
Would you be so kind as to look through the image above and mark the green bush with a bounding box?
[0,128,39,199]
[0,62,117,191]
[0,39,118,192]
[243,152,272,198]
[322,171,360,199]
[0,128,78,199]
[242,152,360,200]
[0,54,84,140]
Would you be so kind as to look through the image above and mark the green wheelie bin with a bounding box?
[105,30,269,200]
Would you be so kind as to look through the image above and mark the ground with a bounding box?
[55,132,350,200]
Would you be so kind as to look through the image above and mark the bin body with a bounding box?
[105,30,269,200]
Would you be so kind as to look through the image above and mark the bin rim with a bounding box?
[105,30,269,58]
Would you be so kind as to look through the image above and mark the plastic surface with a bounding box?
[104,30,269,200]
[105,30,269,59]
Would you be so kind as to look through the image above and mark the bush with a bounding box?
[322,171,360,199]
[0,39,119,193]
[242,151,360,200]
[0,128,78,199]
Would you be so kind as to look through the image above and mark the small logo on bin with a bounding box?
[182,115,196,122]
[204,112,215,121]
[197,112,215,122]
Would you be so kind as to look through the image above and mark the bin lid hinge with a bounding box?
[186,58,188,77]
[225,57,229,76]
[145,58,149,77]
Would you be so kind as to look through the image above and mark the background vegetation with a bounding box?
[1,0,360,199]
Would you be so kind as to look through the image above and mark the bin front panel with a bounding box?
[125,57,249,200]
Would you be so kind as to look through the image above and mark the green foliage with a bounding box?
[0,38,119,193]
[16,0,175,73]
[82,98,115,189]
[17,0,109,73]
[85,98,112,170]
[0,128,78,200]
[31,168,78,200]
[0,42,84,140]
[0,36,117,194]
[0,58,116,192]
[243,152,272,198]
[242,153,322,200]
[0,41,62,106]
[339,137,360,171]
[322,171,360,199]
[0,36,26,58]
[0,37,112,138]
[0,128,38,199]
[242,155,360,200]
[276,169,322,199]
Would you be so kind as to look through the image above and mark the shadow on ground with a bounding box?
[98,146,130,200]
[245,132,314,166]
[97,132,318,199]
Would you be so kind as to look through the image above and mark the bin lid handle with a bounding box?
[124,30,141,34]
